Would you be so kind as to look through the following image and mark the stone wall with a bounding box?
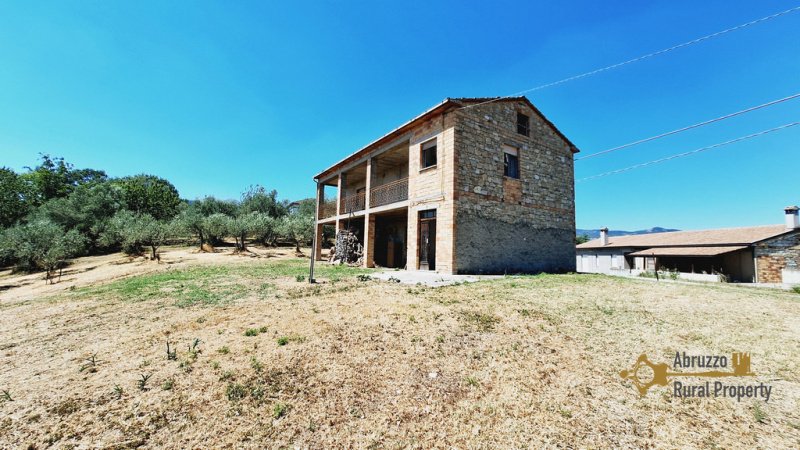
[755,231,800,283]
[451,100,576,273]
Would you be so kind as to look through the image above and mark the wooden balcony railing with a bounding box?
[370,177,408,208]
[320,199,338,219]
[340,192,366,214]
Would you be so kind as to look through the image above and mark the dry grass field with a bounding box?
[1,246,799,449]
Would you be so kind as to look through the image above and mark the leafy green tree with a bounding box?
[101,211,175,259]
[116,174,181,221]
[176,203,207,250]
[20,154,107,206]
[0,228,15,267]
[34,182,124,250]
[249,213,278,246]
[136,216,176,260]
[293,198,316,217]
[2,220,86,280]
[279,213,314,252]
[575,233,591,245]
[203,213,230,245]
[225,214,251,253]
[0,167,28,228]
[196,196,238,217]
[240,185,288,218]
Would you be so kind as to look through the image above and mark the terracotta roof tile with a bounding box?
[577,224,790,249]
[627,246,748,256]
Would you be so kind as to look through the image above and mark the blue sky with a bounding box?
[1,1,798,230]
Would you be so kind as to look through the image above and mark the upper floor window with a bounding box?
[421,138,437,169]
[503,145,520,179]
[516,112,530,136]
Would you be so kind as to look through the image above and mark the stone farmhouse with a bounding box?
[576,206,800,285]
[311,97,578,274]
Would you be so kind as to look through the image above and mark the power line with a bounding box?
[576,122,800,182]
[576,92,800,161]
[463,5,800,110]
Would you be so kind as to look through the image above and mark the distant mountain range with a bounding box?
[576,227,679,239]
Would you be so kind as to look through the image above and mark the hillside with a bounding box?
[576,227,679,239]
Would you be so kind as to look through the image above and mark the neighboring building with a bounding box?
[311,97,578,274]
[576,206,800,284]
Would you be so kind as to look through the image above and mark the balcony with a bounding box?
[370,177,408,208]
[340,192,366,214]
[320,198,337,219]
[319,176,408,221]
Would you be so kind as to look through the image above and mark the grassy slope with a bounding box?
[1,258,799,449]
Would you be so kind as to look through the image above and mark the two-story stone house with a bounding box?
[311,96,578,274]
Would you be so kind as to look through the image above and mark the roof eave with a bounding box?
[313,99,458,181]
[313,95,580,182]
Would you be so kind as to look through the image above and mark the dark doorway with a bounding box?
[418,209,436,270]
[374,211,407,269]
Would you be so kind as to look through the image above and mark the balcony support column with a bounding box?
[313,182,324,260]
[364,213,375,268]
[363,157,374,268]
[335,172,345,234]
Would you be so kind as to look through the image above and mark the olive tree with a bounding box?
[2,220,86,281]
[249,213,277,246]
[34,182,124,251]
[203,213,230,246]
[279,214,314,253]
[225,214,252,253]
[176,204,207,250]
[101,211,175,260]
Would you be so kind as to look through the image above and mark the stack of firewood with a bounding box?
[329,229,363,265]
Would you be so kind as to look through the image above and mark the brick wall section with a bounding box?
[406,112,457,273]
[451,101,576,273]
[755,231,800,283]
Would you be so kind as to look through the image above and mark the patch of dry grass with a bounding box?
[0,254,799,448]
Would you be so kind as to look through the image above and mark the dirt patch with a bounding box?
[0,245,299,306]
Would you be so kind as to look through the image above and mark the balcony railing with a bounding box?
[320,178,408,220]
[320,199,337,219]
[370,177,408,207]
[340,192,366,214]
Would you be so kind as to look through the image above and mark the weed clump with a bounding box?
[244,327,268,337]
[459,310,500,332]
[277,335,305,346]
[273,402,289,419]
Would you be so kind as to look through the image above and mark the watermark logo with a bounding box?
[620,352,772,401]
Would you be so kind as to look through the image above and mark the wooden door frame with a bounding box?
[417,209,437,271]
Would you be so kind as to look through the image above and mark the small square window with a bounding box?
[503,145,520,179]
[421,139,437,169]
[516,112,530,136]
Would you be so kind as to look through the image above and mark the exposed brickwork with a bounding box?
[502,178,523,204]
[406,112,457,273]
[755,231,800,283]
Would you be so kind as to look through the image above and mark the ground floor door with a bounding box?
[418,210,436,270]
